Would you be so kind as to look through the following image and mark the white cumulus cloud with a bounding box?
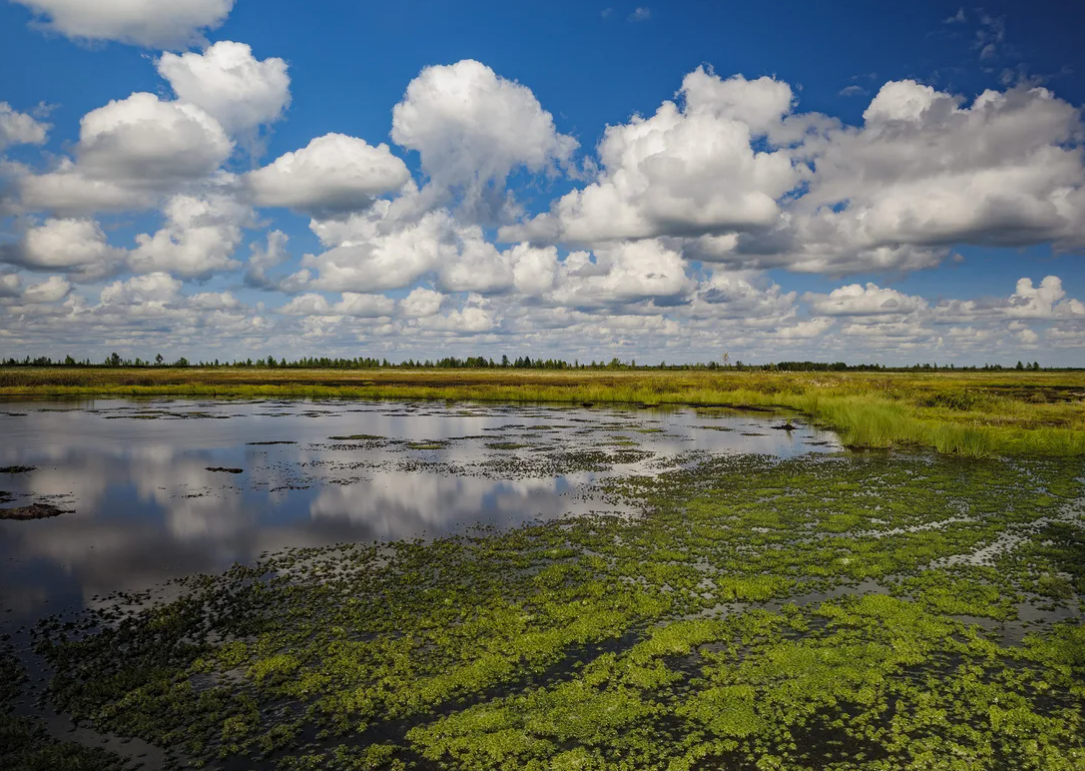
[0,102,49,150]
[1,217,125,282]
[803,283,928,316]
[279,292,395,318]
[690,271,797,321]
[399,287,445,318]
[22,275,71,303]
[546,240,695,308]
[128,193,252,278]
[727,80,1085,274]
[391,59,578,218]
[300,204,518,295]
[20,93,233,216]
[12,0,234,48]
[100,272,182,306]
[247,134,410,215]
[505,67,800,245]
[157,42,291,137]
[1005,276,1085,319]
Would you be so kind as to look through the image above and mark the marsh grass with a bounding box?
[6,367,1085,455]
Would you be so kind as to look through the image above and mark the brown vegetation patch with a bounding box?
[0,503,65,520]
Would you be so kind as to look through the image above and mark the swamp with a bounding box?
[0,371,1083,770]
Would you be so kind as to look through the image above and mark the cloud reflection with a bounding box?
[0,399,840,627]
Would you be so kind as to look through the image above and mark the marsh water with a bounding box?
[0,398,839,631]
[5,399,1085,771]
[0,398,843,766]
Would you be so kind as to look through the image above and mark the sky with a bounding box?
[2,1,1085,365]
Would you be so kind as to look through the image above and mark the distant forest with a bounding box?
[0,354,1050,372]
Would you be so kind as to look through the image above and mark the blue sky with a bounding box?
[1,0,1085,364]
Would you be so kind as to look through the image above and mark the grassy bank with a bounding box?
[3,367,1085,456]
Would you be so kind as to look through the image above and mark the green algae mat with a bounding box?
[22,454,1085,770]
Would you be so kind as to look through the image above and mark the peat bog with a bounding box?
[0,393,1083,770]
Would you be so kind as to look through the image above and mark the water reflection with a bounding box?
[0,399,841,628]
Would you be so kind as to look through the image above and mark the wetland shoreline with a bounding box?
[4,367,1085,455]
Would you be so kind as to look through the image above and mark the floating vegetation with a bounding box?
[328,435,385,442]
[0,502,66,520]
[1,648,131,770]
[407,440,451,450]
[0,465,36,474]
[205,467,244,474]
[479,448,655,479]
[31,452,1085,770]
[247,441,298,446]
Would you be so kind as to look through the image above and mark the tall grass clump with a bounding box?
[811,399,916,449]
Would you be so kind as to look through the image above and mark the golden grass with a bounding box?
[3,367,1085,456]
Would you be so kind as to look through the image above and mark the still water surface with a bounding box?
[0,398,840,630]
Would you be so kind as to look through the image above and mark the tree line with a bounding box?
[0,354,1050,371]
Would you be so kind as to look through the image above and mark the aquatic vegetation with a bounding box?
[0,502,66,520]
[476,447,655,479]
[1,465,36,474]
[205,467,244,474]
[1,648,132,770]
[484,442,531,451]
[409,596,1085,770]
[407,440,451,450]
[893,566,1021,620]
[28,451,1085,769]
